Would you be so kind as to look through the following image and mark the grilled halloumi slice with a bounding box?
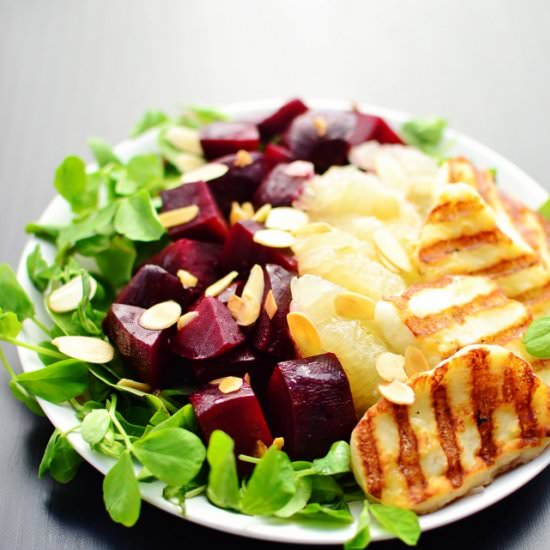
[374,275,531,366]
[350,344,550,513]
[505,339,550,387]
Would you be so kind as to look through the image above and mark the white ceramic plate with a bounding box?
[15,99,550,545]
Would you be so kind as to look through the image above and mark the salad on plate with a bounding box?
[2,98,550,548]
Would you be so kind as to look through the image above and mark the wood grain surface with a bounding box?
[1,1,550,548]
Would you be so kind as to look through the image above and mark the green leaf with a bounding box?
[127,154,163,189]
[26,245,52,292]
[8,379,44,415]
[150,404,197,433]
[0,311,23,339]
[206,430,240,511]
[38,429,81,483]
[54,156,98,213]
[88,138,120,167]
[296,502,354,524]
[240,446,296,516]
[14,359,89,403]
[0,263,34,321]
[132,427,206,487]
[25,223,61,243]
[370,504,421,546]
[131,110,170,137]
[539,198,550,221]
[103,450,141,527]
[180,106,228,129]
[95,237,136,287]
[81,409,111,446]
[401,116,447,156]
[312,441,351,476]
[39,429,61,478]
[309,475,344,503]
[114,191,165,242]
[275,476,312,518]
[344,501,371,549]
[523,316,550,358]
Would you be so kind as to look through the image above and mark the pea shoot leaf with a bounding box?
[114,191,165,242]
[370,504,421,546]
[0,264,34,321]
[312,441,351,476]
[54,156,98,213]
[344,501,371,549]
[88,138,121,168]
[81,409,111,446]
[206,430,240,511]
[131,110,170,137]
[523,316,550,358]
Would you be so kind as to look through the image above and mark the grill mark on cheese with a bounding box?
[446,158,493,204]
[470,348,498,464]
[477,315,531,346]
[355,415,383,498]
[429,199,484,223]
[393,404,427,501]
[473,254,540,277]
[389,277,454,310]
[516,281,550,308]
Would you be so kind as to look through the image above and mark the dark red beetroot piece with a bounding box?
[170,296,245,360]
[220,220,297,273]
[257,98,308,142]
[215,281,240,305]
[206,151,269,215]
[115,265,191,310]
[253,161,313,208]
[190,379,273,460]
[160,181,228,243]
[264,353,356,460]
[199,121,260,160]
[252,264,294,359]
[263,143,295,169]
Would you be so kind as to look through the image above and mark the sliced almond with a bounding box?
[173,153,205,173]
[234,149,253,167]
[379,379,415,405]
[284,160,314,178]
[333,292,375,320]
[253,229,295,248]
[375,352,408,382]
[52,336,114,364]
[205,271,239,298]
[312,116,327,137]
[139,300,182,330]
[272,437,285,450]
[265,207,309,232]
[242,202,254,217]
[177,269,198,289]
[376,251,402,274]
[373,228,412,273]
[230,201,252,225]
[48,276,98,313]
[164,126,202,155]
[293,222,333,237]
[181,162,228,184]
[251,203,272,223]
[254,439,268,458]
[176,311,199,330]
[218,376,243,394]
[242,264,264,305]
[227,265,264,326]
[264,289,278,319]
[404,345,430,377]
[158,205,199,229]
[117,378,151,392]
[286,312,322,357]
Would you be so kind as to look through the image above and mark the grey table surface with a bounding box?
[1,1,550,548]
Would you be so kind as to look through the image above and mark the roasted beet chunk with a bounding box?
[263,143,295,169]
[170,296,245,360]
[265,353,356,459]
[103,303,174,388]
[220,220,297,273]
[258,98,308,142]
[200,121,260,160]
[252,264,294,359]
[253,161,313,208]
[190,379,273,459]
[354,112,403,145]
[115,265,191,309]
[160,181,228,242]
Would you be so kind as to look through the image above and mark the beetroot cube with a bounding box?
[220,220,297,273]
[190,379,273,459]
[253,161,313,208]
[115,265,191,309]
[263,143,295,169]
[265,353,356,460]
[200,121,260,160]
[160,181,228,242]
[258,98,308,141]
[215,281,241,305]
[252,264,294,359]
[170,296,244,360]
[353,112,404,145]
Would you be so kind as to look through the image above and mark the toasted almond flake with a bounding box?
[52,336,114,364]
[333,292,375,320]
[218,376,243,394]
[48,276,97,313]
[284,160,314,178]
[173,153,205,173]
[264,289,278,319]
[348,141,380,171]
[373,228,412,273]
[404,345,430,377]
[375,352,408,382]
[242,202,254,216]
[376,250,402,274]
[286,312,322,357]
[139,300,182,330]
[312,116,327,137]
[117,378,151,392]
[158,205,199,229]
[243,372,251,385]
[205,271,239,297]
[234,149,253,167]
[181,162,228,184]
[227,264,265,326]
[253,229,295,248]
[293,222,333,237]
[254,440,268,458]
[242,264,264,304]
[272,437,285,450]
[230,202,251,225]
[209,377,224,386]
[177,269,198,289]
[251,203,272,223]
[176,311,199,330]
[265,207,309,232]
[379,379,415,405]
[165,126,202,155]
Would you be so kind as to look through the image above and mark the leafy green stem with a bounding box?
[0,346,16,378]
[237,454,261,465]
[31,316,50,336]
[108,395,133,451]
[185,485,206,499]
[3,337,65,359]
